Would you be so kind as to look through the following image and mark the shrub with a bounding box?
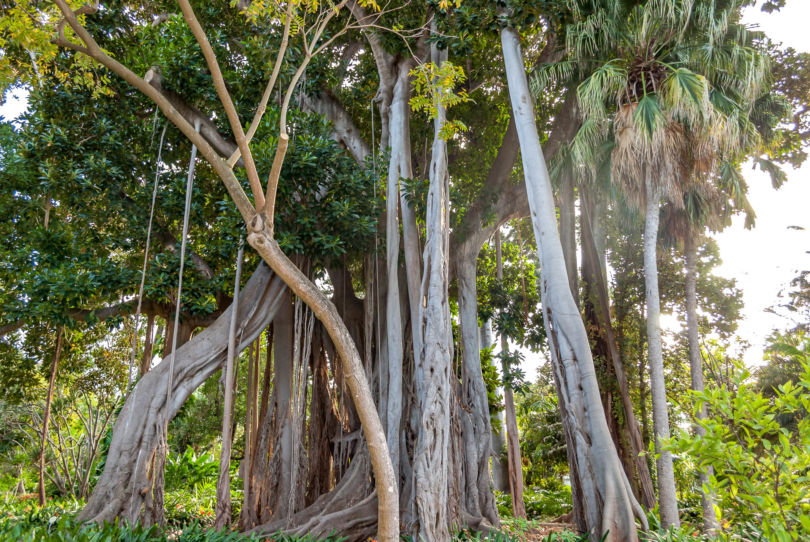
[667,338,810,542]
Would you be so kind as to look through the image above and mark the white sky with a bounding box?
[1,2,809,374]
[715,2,810,365]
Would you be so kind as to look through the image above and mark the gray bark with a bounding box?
[78,265,286,524]
[384,61,410,482]
[501,25,645,541]
[685,235,718,534]
[414,43,452,542]
[642,177,680,528]
[485,319,509,493]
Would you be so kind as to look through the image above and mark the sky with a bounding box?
[1,2,809,374]
[714,3,810,365]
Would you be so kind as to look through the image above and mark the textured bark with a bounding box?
[247,217,399,542]
[643,178,680,528]
[214,243,244,529]
[414,43,453,542]
[38,327,63,506]
[685,235,719,534]
[501,25,645,541]
[580,189,656,510]
[457,249,500,527]
[52,6,397,535]
[78,265,286,524]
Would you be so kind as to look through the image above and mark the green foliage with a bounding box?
[165,447,219,492]
[409,60,471,139]
[667,338,810,541]
[495,484,572,522]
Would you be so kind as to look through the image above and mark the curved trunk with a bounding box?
[501,26,645,541]
[247,217,398,542]
[685,234,718,534]
[642,178,680,528]
[78,265,286,524]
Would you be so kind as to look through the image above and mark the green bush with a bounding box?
[667,338,810,542]
[495,485,572,521]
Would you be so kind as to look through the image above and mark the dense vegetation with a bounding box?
[0,0,808,541]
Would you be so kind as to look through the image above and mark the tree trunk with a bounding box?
[580,188,656,510]
[384,61,409,482]
[684,234,718,534]
[140,315,156,376]
[484,319,509,493]
[496,231,526,519]
[38,326,63,506]
[457,247,500,527]
[247,217,399,542]
[559,168,578,305]
[215,243,244,529]
[78,265,286,524]
[501,25,645,541]
[414,42,453,542]
[642,177,680,528]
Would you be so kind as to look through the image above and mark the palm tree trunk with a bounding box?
[643,177,680,528]
[38,326,64,506]
[501,25,645,541]
[684,234,718,534]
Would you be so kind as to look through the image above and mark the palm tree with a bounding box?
[547,0,770,528]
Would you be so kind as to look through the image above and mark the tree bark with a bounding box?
[684,234,718,534]
[501,25,645,541]
[38,326,63,506]
[383,61,409,482]
[414,42,453,542]
[484,319,509,493]
[559,168,578,305]
[580,187,656,510]
[78,265,286,524]
[643,177,680,528]
[215,242,244,529]
[247,217,399,542]
[139,315,157,377]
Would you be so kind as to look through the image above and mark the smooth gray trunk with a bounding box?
[384,62,410,481]
[642,177,680,528]
[501,25,644,541]
[685,235,718,534]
